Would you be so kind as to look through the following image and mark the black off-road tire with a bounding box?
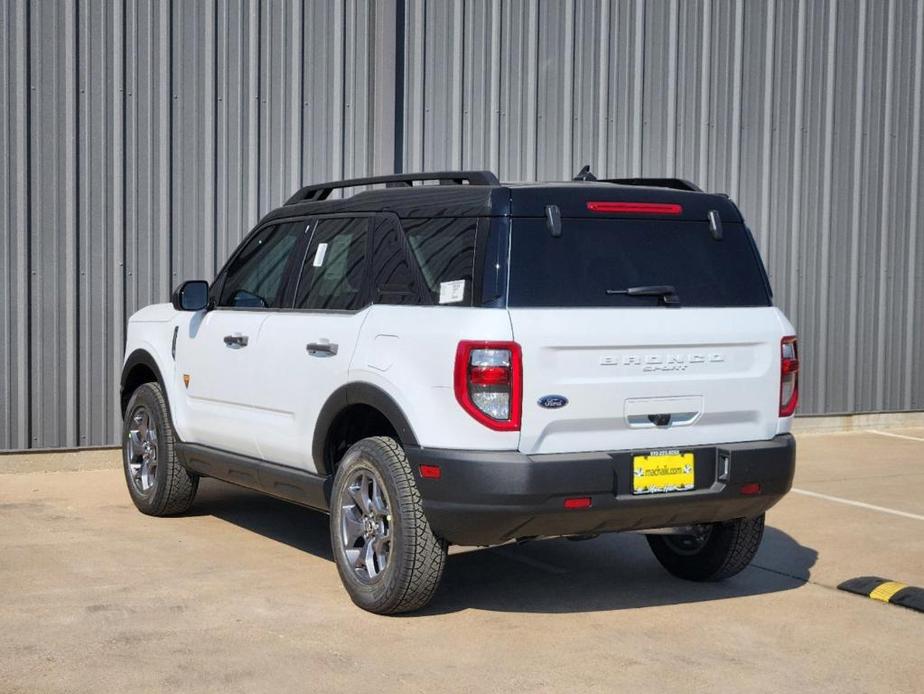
[330,436,447,615]
[122,382,198,516]
[647,514,765,581]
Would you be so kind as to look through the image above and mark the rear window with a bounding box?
[507,218,771,308]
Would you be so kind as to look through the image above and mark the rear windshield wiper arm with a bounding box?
[606,285,680,306]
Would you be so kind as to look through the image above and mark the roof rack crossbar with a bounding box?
[600,177,702,192]
[285,170,500,205]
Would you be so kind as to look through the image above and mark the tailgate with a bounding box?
[510,307,787,454]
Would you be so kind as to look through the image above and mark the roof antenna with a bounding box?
[573,165,597,182]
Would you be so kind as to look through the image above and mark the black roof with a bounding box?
[260,171,743,226]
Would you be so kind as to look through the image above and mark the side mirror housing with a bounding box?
[171,280,210,311]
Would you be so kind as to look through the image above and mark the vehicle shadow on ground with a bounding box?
[190,478,817,615]
[424,526,817,615]
[190,479,334,561]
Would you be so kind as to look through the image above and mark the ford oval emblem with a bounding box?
[538,395,569,409]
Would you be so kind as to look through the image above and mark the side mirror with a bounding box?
[171,280,210,311]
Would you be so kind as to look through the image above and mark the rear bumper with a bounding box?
[406,434,795,546]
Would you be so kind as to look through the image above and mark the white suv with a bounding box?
[120,170,798,614]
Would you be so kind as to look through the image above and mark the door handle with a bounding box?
[306,340,338,356]
[223,334,249,348]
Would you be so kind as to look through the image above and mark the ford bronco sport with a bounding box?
[120,170,798,614]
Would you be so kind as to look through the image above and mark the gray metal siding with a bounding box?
[0,0,922,450]
[0,0,392,449]
[402,0,924,417]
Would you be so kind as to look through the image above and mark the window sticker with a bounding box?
[312,242,328,267]
[439,279,466,304]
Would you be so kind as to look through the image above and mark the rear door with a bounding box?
[247,215,372,470]
[506,217,791,455]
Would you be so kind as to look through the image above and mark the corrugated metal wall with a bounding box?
[1,0,922,450]
[0,0,396,449]
[402,0,924,417]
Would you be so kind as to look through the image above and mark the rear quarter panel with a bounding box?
[351,305,518,450]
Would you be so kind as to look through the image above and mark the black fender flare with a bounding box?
[120,349,178,433]
[312,382,419,476]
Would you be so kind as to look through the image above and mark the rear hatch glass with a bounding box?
[505,217,782,455]
[507,219,770,308]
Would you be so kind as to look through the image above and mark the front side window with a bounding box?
[219,222,304,308]
[295,217,369,311]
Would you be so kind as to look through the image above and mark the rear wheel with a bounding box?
[330,436,447,614]
[646,514,765,581]
[122,382,198,516]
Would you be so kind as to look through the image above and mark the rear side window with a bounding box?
[219,222,304,308]
[480,217,509,307]
[295,217,369,311]
[507,219,771,308]
[371,216,421,305]
[403,217,477,305]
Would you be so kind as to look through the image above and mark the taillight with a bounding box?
[454,341,522,431]
[780,336,799,417]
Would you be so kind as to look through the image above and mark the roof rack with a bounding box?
[600,177,702,192]
[284,170,501,205]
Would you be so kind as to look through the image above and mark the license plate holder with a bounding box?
[632,450,695,495]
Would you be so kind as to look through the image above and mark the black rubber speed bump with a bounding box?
[838,576,924,613]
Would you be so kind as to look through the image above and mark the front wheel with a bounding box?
[330,436,447,614]
[122,382,198,516]
[646,514,765,581]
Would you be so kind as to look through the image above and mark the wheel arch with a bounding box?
[313,383,419,476]
[120,349,177,432]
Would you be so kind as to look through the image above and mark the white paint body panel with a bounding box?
[245,309,370,467]
[124,300,794,473]
[175,309,270,458]
[351,306,518,452]
[508,306,795,454]
[123,303,183,436]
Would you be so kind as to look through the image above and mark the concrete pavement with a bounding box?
[1,429,922,693]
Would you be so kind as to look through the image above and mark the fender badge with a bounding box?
[183,374,190,388]
[538,395,568,409]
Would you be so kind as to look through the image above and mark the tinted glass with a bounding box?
[295,217,369,311]
[219,223,304,308]
[372,217,420,305]
[480,217,508,307]
[508,219,771,307]
[404,217,477,305]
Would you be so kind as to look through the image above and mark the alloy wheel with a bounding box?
[126,406,159,493]
[339,469,392,582]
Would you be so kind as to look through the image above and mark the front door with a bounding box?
[175,220,307,457]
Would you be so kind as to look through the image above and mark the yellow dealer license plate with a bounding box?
[632,451,695,495]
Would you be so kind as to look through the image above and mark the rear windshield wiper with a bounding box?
[605,285,680,306]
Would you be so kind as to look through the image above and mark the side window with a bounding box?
[295,217,369,311]
[480,217,509,307]
[372,216,421,305]
[219,222,304,308]
[403,217,477,305]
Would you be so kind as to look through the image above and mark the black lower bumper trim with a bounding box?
[406,434,795,546]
